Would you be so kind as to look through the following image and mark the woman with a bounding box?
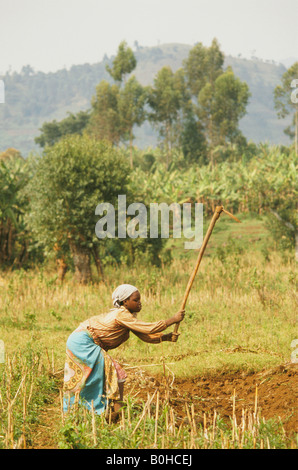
[63,284,185,416]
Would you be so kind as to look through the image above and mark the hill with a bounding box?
[0,43,292,156]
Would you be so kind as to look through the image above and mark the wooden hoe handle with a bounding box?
[172,206,240,339]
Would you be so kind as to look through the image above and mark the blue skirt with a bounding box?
[63,330,108,415]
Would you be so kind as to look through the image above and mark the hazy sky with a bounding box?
[1,0,297,74]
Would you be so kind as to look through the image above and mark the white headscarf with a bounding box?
[112,284,138,308]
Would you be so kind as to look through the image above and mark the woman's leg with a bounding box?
[113,381,125,413]
[118,381,124,401]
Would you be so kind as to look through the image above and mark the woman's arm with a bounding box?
[117,308,185,343]
[144,310,185,343]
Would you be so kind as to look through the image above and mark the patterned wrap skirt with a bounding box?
[63,330,127,415]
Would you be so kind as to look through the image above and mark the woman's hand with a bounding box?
[162,332,180,342]
[173,309,185,323]
[165,310,185,328]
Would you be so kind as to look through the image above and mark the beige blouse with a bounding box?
[76,306,168,351]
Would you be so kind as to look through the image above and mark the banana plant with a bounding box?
[0,157,29,266]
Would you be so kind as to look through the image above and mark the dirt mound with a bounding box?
[127,362,298,436]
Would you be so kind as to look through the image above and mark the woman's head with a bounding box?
[112,284,142,313]
[122,290,142,313]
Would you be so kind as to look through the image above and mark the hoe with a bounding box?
[172,205,241,339]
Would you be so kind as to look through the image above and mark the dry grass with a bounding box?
[0,249,296,373]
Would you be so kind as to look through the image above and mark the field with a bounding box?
[0,216,297,449]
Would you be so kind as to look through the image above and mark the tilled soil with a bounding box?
[126,362,298,436]
[31,362,297,448]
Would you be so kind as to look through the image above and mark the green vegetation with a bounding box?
[34,110,90,148]
[88,43,147,166]
[0,142,296,281]
[0,149,34,267]
[147,66,188,168]
[25,135,130,284]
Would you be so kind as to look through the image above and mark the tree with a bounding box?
[35,110,90,148]
[88,80,122,145]
[197,67,250,165]
[180,112,207,166]
[26,135,129,283]
[147,67,187,168]
[182,39,225,165]
[183,38,224,97]
[118,76,147,167]
[34,120,61,147]
[106,41,136,84]
[183,39,251,165]
[88,43,146,165]
[274,62,298,155]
